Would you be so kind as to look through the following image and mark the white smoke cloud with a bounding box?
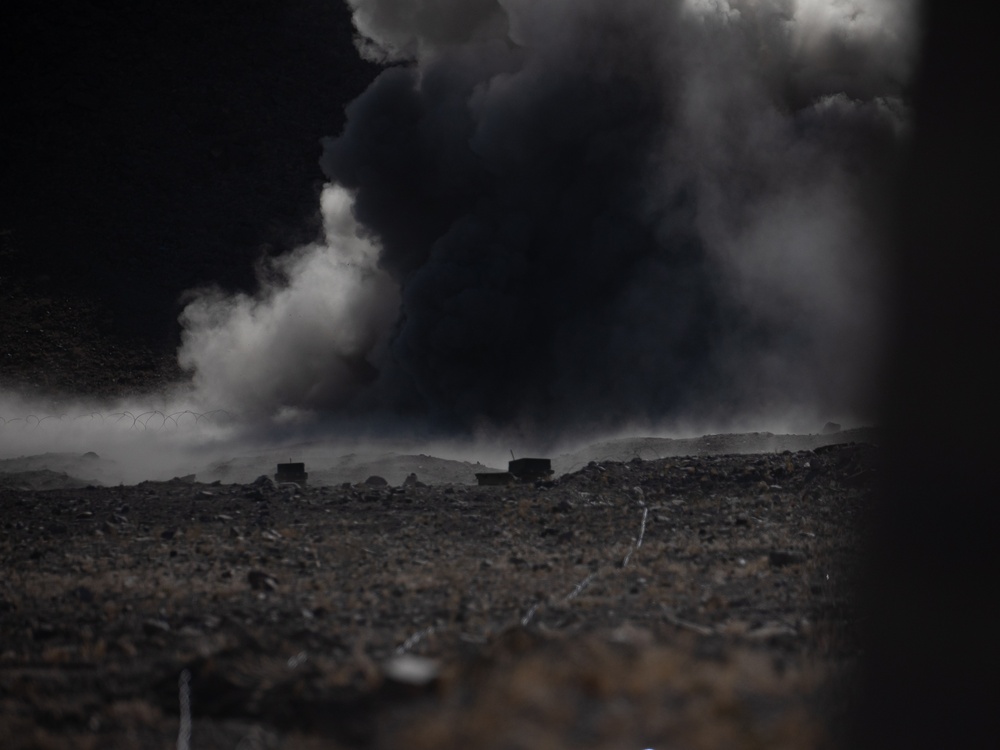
[177,184,399,424]
[175,0,919,438]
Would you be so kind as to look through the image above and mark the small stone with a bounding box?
[247,570,278,591]
[142,618,170,635]
[382,655,440,686]
[746,622,797,640]
[769,550,807,567]
[365,475,388,486]
[32,622,57,640]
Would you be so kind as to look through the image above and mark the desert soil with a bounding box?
[0,440,876,749]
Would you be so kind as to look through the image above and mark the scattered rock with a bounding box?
[769,550,808,567]
[746,622,798,640]
[142,618,170,635]
[247,570,278,592]
[31,622,58,640]
[364,475,388,486]
[382,655,440,687]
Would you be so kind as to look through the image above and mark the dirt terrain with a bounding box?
[0,438,876,749]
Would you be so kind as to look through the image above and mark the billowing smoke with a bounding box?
[178,185,399,424]
[178,0,918,440]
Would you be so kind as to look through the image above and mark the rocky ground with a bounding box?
[0,440,876,749]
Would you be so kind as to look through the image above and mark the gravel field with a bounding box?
[0,438,875,749]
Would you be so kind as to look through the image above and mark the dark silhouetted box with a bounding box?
[275,462,308,485]
[508,458,552,481]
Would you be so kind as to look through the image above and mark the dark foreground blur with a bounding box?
[859,3,1000,747]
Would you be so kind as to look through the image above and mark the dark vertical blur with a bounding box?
[860,1,999,746]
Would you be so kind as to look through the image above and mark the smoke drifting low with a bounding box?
[179,0,917,440]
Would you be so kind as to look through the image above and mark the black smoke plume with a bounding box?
[179,0,918,439]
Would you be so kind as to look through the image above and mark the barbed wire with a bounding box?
[0,409,234,430]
